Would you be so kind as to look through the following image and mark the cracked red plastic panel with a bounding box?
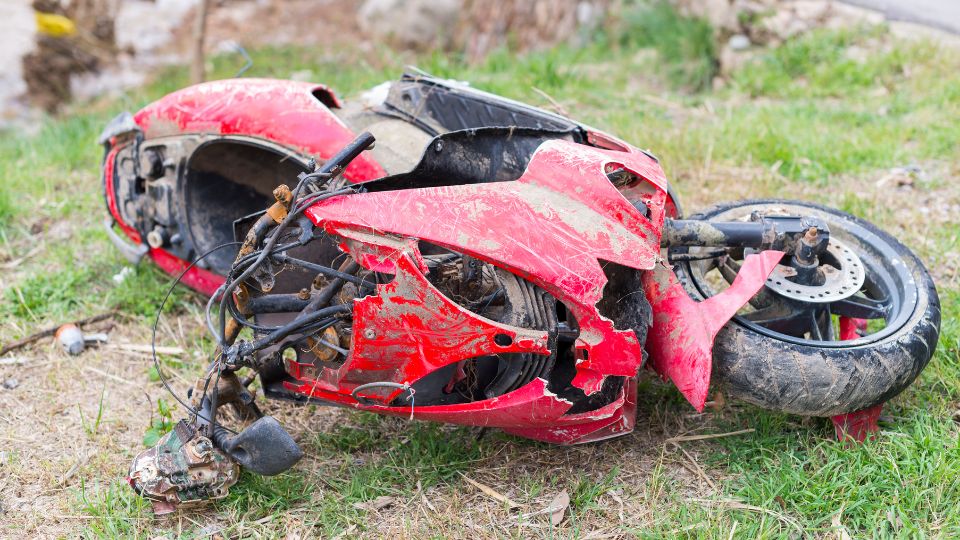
[307,140,666,396]
[286,249,550,398]
[283,140,675,442]
[104,79,388,297]
[642,251,784,412]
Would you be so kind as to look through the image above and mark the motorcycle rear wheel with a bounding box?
[673,199,940,416]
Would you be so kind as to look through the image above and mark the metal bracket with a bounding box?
[104,217,149,264]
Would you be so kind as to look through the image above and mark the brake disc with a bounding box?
[763,238,866,303]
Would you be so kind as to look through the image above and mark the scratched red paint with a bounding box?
[133,78,385,182]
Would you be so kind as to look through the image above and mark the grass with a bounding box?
[1,2,959,537]
[617,0,718,90]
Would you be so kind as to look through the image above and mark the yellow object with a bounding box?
[35,12,77,38]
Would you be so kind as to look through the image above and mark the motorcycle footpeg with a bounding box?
[219,416,302,476]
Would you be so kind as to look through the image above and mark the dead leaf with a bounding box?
[459,472,522,508]
[352,495,395,511]
[547,489,569,526]
[831,506,852,540]
[708,391,726,411]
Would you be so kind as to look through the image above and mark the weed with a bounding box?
[79,478,152,538]
[79,386,107,437]
[0,185,12,226]
[143,397,175,447]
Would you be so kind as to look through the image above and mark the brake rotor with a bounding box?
[763,238,865,303]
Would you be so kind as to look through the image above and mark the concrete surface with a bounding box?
[841,0,960,35]
[0,0,35,119]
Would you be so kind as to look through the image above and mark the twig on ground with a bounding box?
[668,442,717,491]
[0,243,44,270]
[689,498,803,533]
[109,343,184,355]
[58,453,89,486]
[83,365,136,387]
[459,472,523,508]
[663,428,755,444]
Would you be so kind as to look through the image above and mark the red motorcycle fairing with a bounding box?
[288,139,665,443]
[103,79,388,296]
[293,139,779,442]
[643,251,784,411]
[133,79,385,182]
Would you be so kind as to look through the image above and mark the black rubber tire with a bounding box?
[675,199,940,417]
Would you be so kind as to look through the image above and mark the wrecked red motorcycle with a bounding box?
[99,75,940,511]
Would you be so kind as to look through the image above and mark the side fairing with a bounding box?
[292,140,669,442]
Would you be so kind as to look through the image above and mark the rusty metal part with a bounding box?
[265,185,293,223]
[307,326,341,363]
[128,420,239,515]
[235,185,294,261]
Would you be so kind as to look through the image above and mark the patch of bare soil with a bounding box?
[165,0,369,57]
[0,318,197,536]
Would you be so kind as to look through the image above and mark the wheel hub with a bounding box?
[763,238,865,303]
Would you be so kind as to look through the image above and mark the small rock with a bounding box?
[728,34,751,51]
[2,378,18,390]
[358,0,463,50]
[112,266,133,285]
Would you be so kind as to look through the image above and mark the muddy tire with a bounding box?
[674,199,940,417]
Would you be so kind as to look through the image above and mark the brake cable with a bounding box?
[151,241,241,430]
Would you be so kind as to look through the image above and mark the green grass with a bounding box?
[1,2,959,537]
[300,416,485,535]
[617,0,718,90]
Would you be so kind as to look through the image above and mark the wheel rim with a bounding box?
[678,203,919,348]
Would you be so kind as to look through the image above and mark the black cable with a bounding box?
[246,306,350,353]
[216,187,355,347]
[272,254,367,286]
[224,291,275,332]
[151,241,241,429]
